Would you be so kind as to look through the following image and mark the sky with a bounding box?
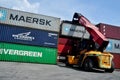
[0,0,120,26]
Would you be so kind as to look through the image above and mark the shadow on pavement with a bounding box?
[57,62,105,73]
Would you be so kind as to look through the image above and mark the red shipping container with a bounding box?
[58,38,73,45]
[96,23,120,40]
[112,53,120,69]
[58,44,72,55]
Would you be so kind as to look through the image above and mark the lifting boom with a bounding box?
[72,13,109,52]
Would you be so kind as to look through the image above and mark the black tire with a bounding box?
[65,61,73,67]
[105,61,114,73]
[83,58,94,71]
[65,57,73,67]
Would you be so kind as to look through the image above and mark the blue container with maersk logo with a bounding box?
[0,24,58,48]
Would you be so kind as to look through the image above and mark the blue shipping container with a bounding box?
[0,24,58,48]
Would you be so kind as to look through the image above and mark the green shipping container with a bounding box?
[0,42,57,64]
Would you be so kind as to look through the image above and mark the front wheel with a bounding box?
[83,58,94,71]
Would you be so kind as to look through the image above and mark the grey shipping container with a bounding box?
[0,24,58,48]
[96,23,120,40]
[0,7,60,32]
[61,21,90,39]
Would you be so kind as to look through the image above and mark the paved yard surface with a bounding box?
[0,62,120,80]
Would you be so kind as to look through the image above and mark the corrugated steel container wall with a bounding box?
[105,39,120,53]
[58,37,87,55]
[105,38,120,68]
[58,44,72,55]
[97,23,120,40]
[0,7,60,32]
[0,42,57,64]
[58,44,72,62]
[112,53,120,69]
[61,22,90,39]
[58,38,73,62]
[58,38,73,45]
[0,24,58,48]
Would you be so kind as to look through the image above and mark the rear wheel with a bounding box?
[105,61,114,73]
[83,58,94,71]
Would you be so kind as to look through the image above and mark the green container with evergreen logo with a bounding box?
[0,42,57,64]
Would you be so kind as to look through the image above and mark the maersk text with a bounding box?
[9,14,51,26]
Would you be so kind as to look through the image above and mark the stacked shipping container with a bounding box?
[0,24,58,48]
[97,23,120,39]
[0,7,60,32]
[96,23,120,69]
[0,7,60,64]
[0,43,57,64]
